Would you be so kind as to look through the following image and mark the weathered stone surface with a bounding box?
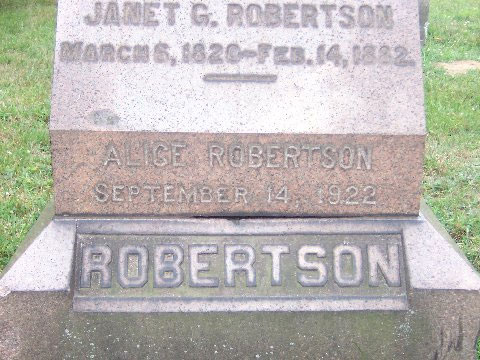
[1,291,479,359]
[1,205,479,359]
[50,0,426,216]
[73,232,408,312]
[419,0,430,44]
[52,132,424,216]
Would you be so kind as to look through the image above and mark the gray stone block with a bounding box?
[1,204,479,359]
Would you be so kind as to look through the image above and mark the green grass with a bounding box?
[0,0,55,270]
[423,0,480,271]
[422,2,479,357]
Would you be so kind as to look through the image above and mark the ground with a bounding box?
[0,0,479,355]
[422,0,480,270]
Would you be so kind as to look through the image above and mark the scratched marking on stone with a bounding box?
[203,73,278,83]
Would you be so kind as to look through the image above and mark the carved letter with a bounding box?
[209,143,224,167]
[94,183,109,202]
[248,144,263,168]
[104,2,120,25]
[333,245,363,287]
[172,142,186,167]
[227,4,244,26]
[60,42,83,62]
[225,245,256,287]
[358,5,374,28]
[189,245,219,287]
[368,244,401,287]
[297,245,328,287]
[154,245,184,288]
[320,4,336,28]
[301,4,318,28]
[191,3,209,26]
[164,2,180,25]
[143,2,160,26]
[262,245,290,286]
[104,143,122,167]
[84,2,102,25]
[123,2,142,25]
[80,244,112,288]
[117,245,148,288]
[376,5,394,29]
[356,146,372,170]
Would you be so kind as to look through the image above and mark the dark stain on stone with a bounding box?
[90,109,120,126]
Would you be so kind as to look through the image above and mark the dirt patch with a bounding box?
[435,60,480,75]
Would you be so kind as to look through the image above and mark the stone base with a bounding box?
[1,203,479,359]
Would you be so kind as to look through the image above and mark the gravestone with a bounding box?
[1,0,479,359]
[50,0,426,217]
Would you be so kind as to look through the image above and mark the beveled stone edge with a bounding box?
[0,207,76,296]
[49,129,428,137]
[73,296,408,313]
[2,202,480,297]
[0,201,56,277]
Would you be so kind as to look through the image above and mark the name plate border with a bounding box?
[72,220,410,313]
[73,217,422,236]
[73,295,408,313]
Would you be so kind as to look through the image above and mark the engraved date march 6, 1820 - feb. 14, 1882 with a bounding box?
[60,2,415,70]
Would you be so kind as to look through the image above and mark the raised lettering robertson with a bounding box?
[79,240,402,289]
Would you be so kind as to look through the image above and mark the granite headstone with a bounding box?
[50,0,425,216]
[1,0,479,359]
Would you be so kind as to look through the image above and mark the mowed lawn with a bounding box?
[0,0,55,270]
[423,0,480,269]
[0,0,479,273]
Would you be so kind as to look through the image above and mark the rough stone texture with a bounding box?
[0,220,75,294]
[419,0,430,44]
[49,0,426,216]
[73,232,409,312]
[1,204,479,359]
[0,291,479,359]
[51,132,424,216]
[50,0,425,134]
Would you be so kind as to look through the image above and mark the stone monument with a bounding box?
[1,0,478,358]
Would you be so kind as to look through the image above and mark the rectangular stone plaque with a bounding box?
[50,0,425,216]
[73,232,407,312]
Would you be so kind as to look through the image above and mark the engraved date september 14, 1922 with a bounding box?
[92,141,377,206]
